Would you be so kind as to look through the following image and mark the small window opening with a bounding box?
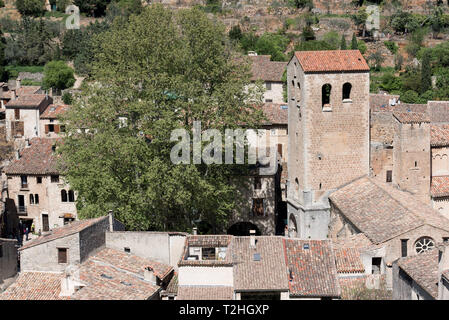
[342,82,352,100]
[254,177,262,190]
[58,248,67,264]
[372,257,382,274]
[322,84,332,108]
[401,239,408,257]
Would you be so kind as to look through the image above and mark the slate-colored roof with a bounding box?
[232,236,289,292]
[20,216,108,250]
[164,272,178,296]
[293,50,370,73]
[71,247,169,300]
[429,101,449,123]
[431,124,449,147]
[249,55,286,82]
[3,138,60,175]
[397,249,439,299]
[261,103,288,125]
[40,103,70,119]
[393,111,430,124]
[431,176,449,198]
[329,176,449,244]
[284,239,341,297]
[0,272,68,300]
[177,286,234,300]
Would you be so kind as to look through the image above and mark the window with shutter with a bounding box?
[58,248,67,264]
[14,109,20,120]
[54,125,60,133]
[45,124,49,134]
[252,198,264,217]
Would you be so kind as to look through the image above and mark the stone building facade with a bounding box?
[2,138,77,233]
[286,50,370,239]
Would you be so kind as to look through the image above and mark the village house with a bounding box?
[2,137,77,234]
[328,176,449,289]
[175,233,341,300]
[39,103,69,138]
[393,242,449,300]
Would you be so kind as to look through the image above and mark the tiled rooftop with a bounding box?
[178,235,234,267]
[261,102,288,125]
[284,239,340,297]
[369,93,400,112]
[0,272,68,300]
[294,50,370,73]
[429,101,449,123]
[431,124,449,147]
[397,249,439,299]
[232,236,289,291]
[20,216,108,250]
[6,94,48,108]
[431,176,449,198]
[249,55,287,82]
[329,176,449,244]
[3,138,61,175]
[40,103,70,119]
[177,286,234,300]
[393,111,430,124]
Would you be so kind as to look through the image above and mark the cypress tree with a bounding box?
[340,35,347,49]
[421,50,432,93]
[351,33,358,50]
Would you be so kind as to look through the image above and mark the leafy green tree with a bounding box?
[401,67,422,92]
[289,0,313,9]
[357,39,367,54]
[16,0,45,16]
[302,26,315,41]
[380,73,403,92]
[294,40,335,51]
[43,60,75,90]
[421,50,432,93]
[74,0,111,16]
[394,53,404,70]
[253,33,290,61]
[401,90,421,103]
[322,31,340,50]
[62,92,73,104]
[58,5,264,231]
[351,33,358,50]
[406,28,427,58]
[229,25,242,41]
[384,41,398,54]
[351,7,368,37]
[340,35,347,50]
[368,50,385,71]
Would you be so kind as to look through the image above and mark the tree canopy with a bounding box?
[43,60,75,90]
[58,5,264,232]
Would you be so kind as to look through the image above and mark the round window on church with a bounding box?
[414,237,435,254]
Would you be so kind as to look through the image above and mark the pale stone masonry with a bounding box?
[286,50,370,239]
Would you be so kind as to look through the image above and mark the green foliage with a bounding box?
[237,31,290,61]
[357,39,367,54]
[390,11,426,34]
[322,31,340,49]
[405,28,428,58]
[340,35,347,50]
[105,0,143,23]
[351,7,368,35]
[73,0,111,16]
[229,25,242,41]
[198,0,222,13]
[288,0,313,9]
[0,0,5,7]
[16,0,46,16]
[62,92,73,104]
[4,17,58,66]
[294,40,335,51]
[58,5,265,231]
[351,33,358,50]
[368,50,385,71]
[394,53,404,70]
[400,90,421,103]
[43,60,75,90]
[56,0,71,12]
[380,72,402,92]
[302,26,315,41]
[384,41,398,54]
[421,50,432,93]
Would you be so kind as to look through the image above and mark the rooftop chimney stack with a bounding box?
[250,229,256,248]
[16,78,21,90]
[59,266,83,297]
[10,90,16,101]
[192,227,197,235]
[144,267,157,285]
[108,210,114,232]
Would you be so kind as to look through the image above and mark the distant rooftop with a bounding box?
[293,50,370,73]
[249,54,287,82]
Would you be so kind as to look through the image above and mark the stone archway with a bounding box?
[227,222,261,236]
[288,214,298,238]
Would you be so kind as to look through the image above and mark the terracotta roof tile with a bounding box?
[6,94,48,108]
[431,176,449,197]
[294,50,370,73]
[0,272,68,300]
[233,236,289,291]
[329,176,449,244]
[369,93,400,112]
[20,216,107,250]
[249,55,286,82]
[40,104,70,119]
[334,248,365,274]
[284,239,340,297]
[429,101,449,123]
[431,124,449,147]
[3,138,60,175]
[397,249,439,299]
[393,111,430,124]
[177,286,234,300]
[261,103,288,125]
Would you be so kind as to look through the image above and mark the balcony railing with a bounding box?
[18,205,27,214]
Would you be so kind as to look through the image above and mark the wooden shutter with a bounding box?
[54,125,60,133]
[58,248,67,263]
[45,124,49,134]
[277,144,283,158]
[10,121,15,136]
[14,109,20,120]
[17,122,24,136]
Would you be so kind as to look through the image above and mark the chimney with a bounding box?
[192,227,197,235]
[15,78,21,90]
[250,229,256,248]
[10,90,16,101]
[15,150,20,160]
[60,266,83,297]
[108,210,114,232]
[144,267,157,285]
